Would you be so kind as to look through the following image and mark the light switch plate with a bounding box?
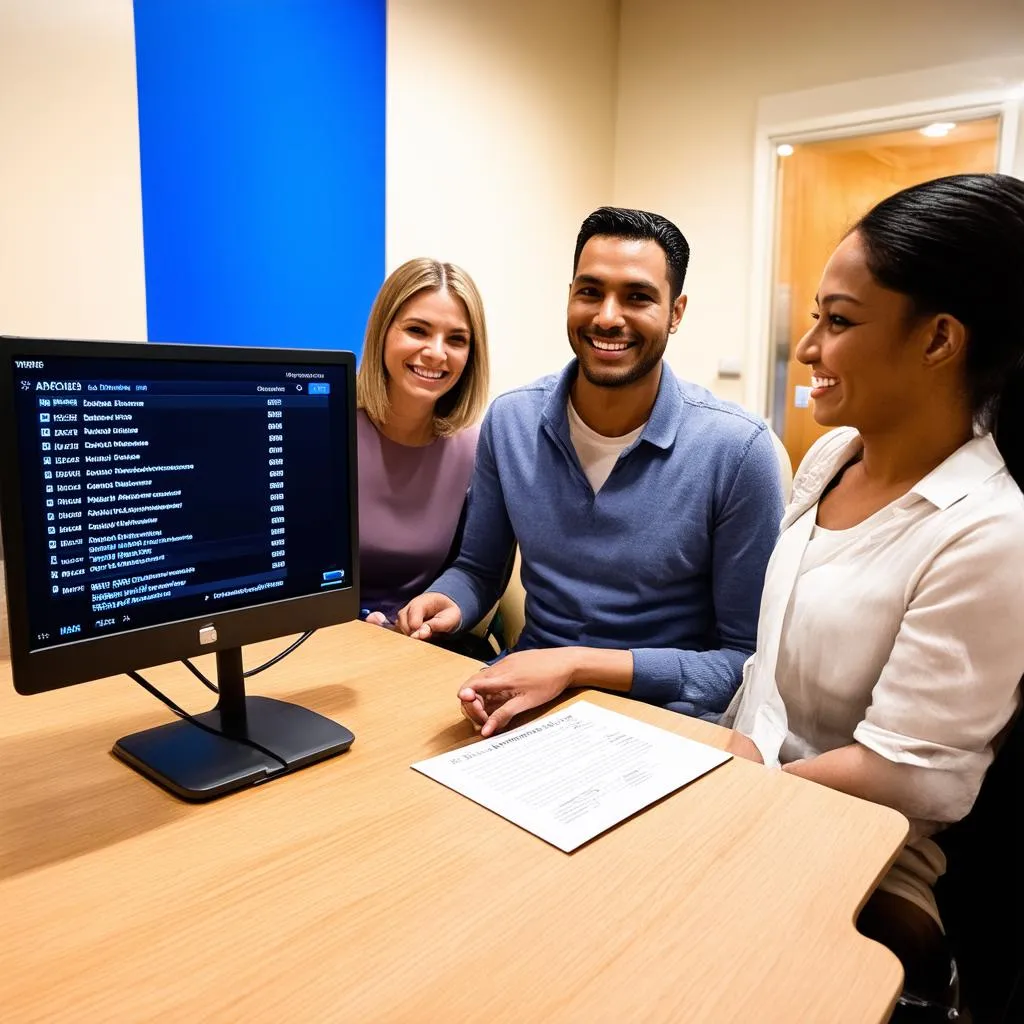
[717,357,743,379]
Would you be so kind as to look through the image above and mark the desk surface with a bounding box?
[0,621,908,1022]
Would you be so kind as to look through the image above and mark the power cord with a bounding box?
[179,630,316,693]
[180,656,219,694]
[126,669,289,769]
[244,630,315,677]
[124,631,318,767]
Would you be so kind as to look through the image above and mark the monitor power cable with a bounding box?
[179,630,317,694]
[126,669,289,769]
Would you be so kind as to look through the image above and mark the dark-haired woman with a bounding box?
[725,174,1024,1007]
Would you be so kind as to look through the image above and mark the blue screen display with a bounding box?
[133,0,386,353]
[10,353,353,650]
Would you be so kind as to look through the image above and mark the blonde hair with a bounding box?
[356,258,490,437]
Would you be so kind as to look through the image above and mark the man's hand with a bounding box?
[725,730,764,763]
[457,648,579,737]
[396,592,461,640]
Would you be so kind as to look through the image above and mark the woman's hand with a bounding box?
[726,730,764,763]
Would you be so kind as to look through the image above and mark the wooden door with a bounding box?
[773,118,1000,471]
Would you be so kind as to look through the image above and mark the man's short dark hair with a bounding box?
[573,207,690,301]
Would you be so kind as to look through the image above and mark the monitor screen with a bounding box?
[2,343,356,664]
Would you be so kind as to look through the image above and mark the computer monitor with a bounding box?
[0,337,359,800]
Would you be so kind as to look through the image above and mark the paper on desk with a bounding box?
[411,700,731,852]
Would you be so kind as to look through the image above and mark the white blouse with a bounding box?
[724,427,1024,922]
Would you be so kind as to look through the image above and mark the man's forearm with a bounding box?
[566,647,634,692]
[629,646,749,716]
[431,566,500,632]
[430,412,516,632]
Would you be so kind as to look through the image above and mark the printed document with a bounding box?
[411,700,731,852]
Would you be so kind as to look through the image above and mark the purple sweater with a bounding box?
[357,410,479,621]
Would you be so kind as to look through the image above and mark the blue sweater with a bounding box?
[431,361,783,719]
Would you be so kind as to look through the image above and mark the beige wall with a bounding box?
[614,0,1024,406]
[387,0,619,396]
[0,0,620,394]
[3,0,1021,405]
[0,0,147,342]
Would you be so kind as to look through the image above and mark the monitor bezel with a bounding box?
[0,336,360,695]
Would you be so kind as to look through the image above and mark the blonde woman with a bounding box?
[357,258,490,626]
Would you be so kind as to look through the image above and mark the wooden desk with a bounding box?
[0,621,908,1022]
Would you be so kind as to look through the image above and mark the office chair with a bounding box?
[0,528,6,658]
[478,547,523,652]
[931,708,1023,1023]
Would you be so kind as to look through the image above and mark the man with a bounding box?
[396,207,783,735]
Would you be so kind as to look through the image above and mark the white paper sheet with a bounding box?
[411,700,732,852]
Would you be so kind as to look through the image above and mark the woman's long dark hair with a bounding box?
[853,173,1024,489]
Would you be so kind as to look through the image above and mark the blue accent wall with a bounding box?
[133,0,386,353]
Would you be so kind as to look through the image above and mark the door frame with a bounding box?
[745,62,1023,422]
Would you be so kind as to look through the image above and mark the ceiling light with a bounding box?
[920,122,956,138]
[776,144,794,157]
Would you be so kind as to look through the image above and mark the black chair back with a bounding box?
[934,710,1023,1023]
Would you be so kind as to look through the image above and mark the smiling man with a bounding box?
[396,207,784,731]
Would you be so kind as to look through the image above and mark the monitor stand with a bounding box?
[112,647,354,801]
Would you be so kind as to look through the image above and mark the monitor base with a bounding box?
[113,695,354,801]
